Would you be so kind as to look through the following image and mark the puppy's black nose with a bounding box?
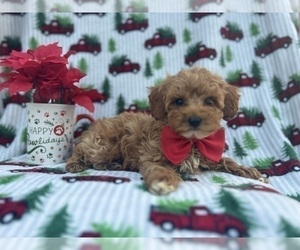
[188,116,202,128]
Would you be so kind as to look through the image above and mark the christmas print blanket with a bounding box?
[1,0,300,244]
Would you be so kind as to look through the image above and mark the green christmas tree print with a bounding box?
[282,141,299,160]
[214,189,257,231]
[116,94,125,114]
[219,48,226,68]
[271,105,281,120]
[250,23,260,37]
[272,75,284,99]
[252,157,276,168]
[23,183,52,212]
[36,0,46,29]
[78,58,88,74]
[52,3,71,12]
[211,175,227,184]
[156,198,198,214]
[39,205,72,237]
[0,174,24,185]
[94,238,141,250]
[243,131,259,150]
[38,206,72,250]
[102,77,111,98]
[225,45,233,62]
[282,124,296,139]
[153,52,163,70]
[278,217,300,237]
[144,59,153,78]
[251,60,263,81]
[183,28,191,43]
[233,138,248,159]
[288,193,300,202]
[29,37,39,50]
[92,223,139,237]
[114,13,123,29]
[108,38,116,53]
[132,99,149,110]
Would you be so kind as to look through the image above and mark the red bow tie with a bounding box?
[161,126,225,165]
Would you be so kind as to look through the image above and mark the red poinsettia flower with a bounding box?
[0,42,96,112]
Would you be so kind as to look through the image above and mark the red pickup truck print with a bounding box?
[288,128,300,146]
[185,44,216,65]
[10,167,67,174]
[74,12,105,17]
[109,59,140,76]
[191,0,223,10]
[0,197,27,224]
[150,205,248,237]
[70,38,101,55]
[123,104,151,114]
[41,20,74,36]
[144,33,176,49]
[62,175,131,184]
[3,93,30,108]
[227,112,265,129]
[228,73,260,88]
[0,38,22,56]
[223,184,280,194]
[190,13,222,22]
[117,18,148,34]
[255,35,292,58]
[220,26,243,42]
[0,137,14,148]
[278,80,300,102]
[0,161,39,167]
[257,159,300,178]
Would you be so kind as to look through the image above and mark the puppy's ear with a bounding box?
[148,76,171,122]
[223,84,240,121]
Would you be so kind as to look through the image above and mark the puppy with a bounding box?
[66,67,264,195]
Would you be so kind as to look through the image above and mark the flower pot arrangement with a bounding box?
[0,43,100,164]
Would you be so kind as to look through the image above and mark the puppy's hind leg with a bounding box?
[66,120,121,173]
[217,157,267,183]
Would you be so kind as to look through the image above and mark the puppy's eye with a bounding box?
[175,98,184,106]
[204,97,215,106]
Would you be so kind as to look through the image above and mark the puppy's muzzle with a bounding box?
[188,116,202,128]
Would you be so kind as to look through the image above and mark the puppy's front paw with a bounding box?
[149,180,176,195]
[65,162,86,173]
